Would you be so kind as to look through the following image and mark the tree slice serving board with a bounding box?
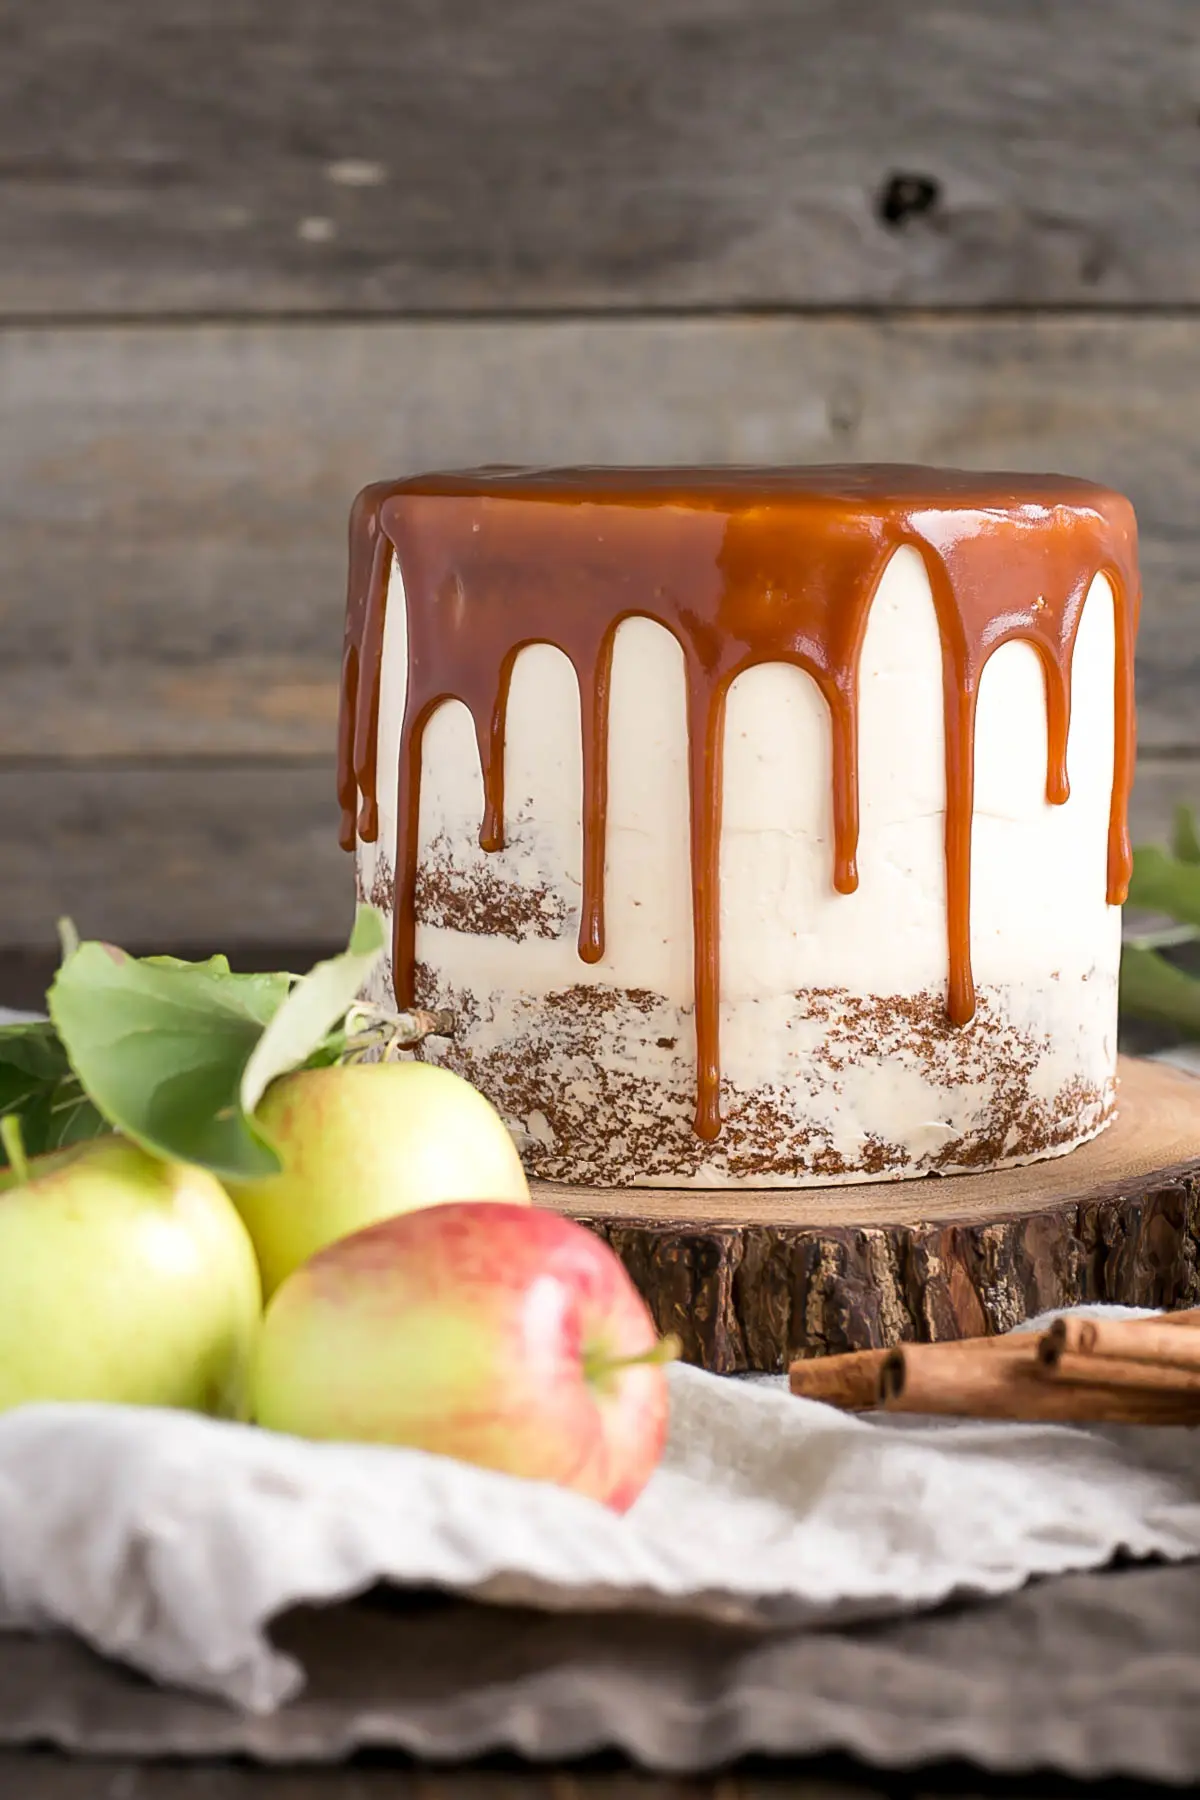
[535,1056,1200,1374]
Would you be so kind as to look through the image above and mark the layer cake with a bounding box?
[338,466,1139,1189]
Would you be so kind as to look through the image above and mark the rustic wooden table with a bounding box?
[3,4,1199,1789]
[0,1763,1076,1797]
[0,1760,1166,1798]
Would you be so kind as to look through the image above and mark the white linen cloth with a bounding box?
[0,1307,1199,1714]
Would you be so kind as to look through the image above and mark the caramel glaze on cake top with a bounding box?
[337,465,1139,1142]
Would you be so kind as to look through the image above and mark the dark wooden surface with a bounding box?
[3,0,1199,314]
[0,1762,1185,1800]
[0,1759,1172,1798]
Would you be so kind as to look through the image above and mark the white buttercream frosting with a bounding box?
[357,545,1120,1188]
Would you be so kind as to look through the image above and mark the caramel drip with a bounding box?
[336,466,1140,1141]
[338,482,396,851]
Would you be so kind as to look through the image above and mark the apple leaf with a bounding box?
[7,911,388,1179]
[48,945,288,1180]
[1173,806,1200,866]
[1126,844,1200,932]
[0,1019,65,1082]
[1120,943,1200,1040]
[141,954,295,1017]
[1121,819,1200,1036]
[240,906,386,1116]
[0,1022,108,1165]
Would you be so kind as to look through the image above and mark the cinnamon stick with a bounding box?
[879,1341,1200,1424]
[789,1309,1200,1423]
[788,1347,889,1410]
[1038,1348,1200,1394]
[1041,1314,1200,1373]
[788,1334,1018,1410]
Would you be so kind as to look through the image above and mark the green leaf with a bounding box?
[6,1081,108,1162]
[141,953,296,1014]
[1126,845,1200,932]
[43,1079,109,1150]
[1172,806,1200,866]
[47,944,287,1180]
[240,906,385,1116]
[41,915,384,1180]
[0,1019,70,1084]
[0,1021,110,1165]
[1120,943,1200,1039]
[1119,807,1200,1038]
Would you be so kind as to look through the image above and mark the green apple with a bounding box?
[0,1135,261,1417]
[228,1060,530,1298]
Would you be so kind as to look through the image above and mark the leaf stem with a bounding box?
[0,1115,30,1183]
[1127,923,1200,952]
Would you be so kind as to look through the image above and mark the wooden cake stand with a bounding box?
[537,1056,1200,1373]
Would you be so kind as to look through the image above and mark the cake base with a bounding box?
[536,1057,1200,1373]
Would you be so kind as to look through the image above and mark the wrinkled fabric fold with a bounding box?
[1,1308,1199,1713]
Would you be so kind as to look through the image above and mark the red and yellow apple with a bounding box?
[229,1060,530,1297]
[253,1201,673,1510]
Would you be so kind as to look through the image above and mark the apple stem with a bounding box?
[0,1115,30,1184]
[584,1333,682,1382]
[340,1002,457,1062]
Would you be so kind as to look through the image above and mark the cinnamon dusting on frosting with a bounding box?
[415,830,570,943]
[405,961,1112,1186]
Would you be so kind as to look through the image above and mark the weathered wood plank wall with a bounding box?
[1,0,1197,959]
[4,0,1199,311]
